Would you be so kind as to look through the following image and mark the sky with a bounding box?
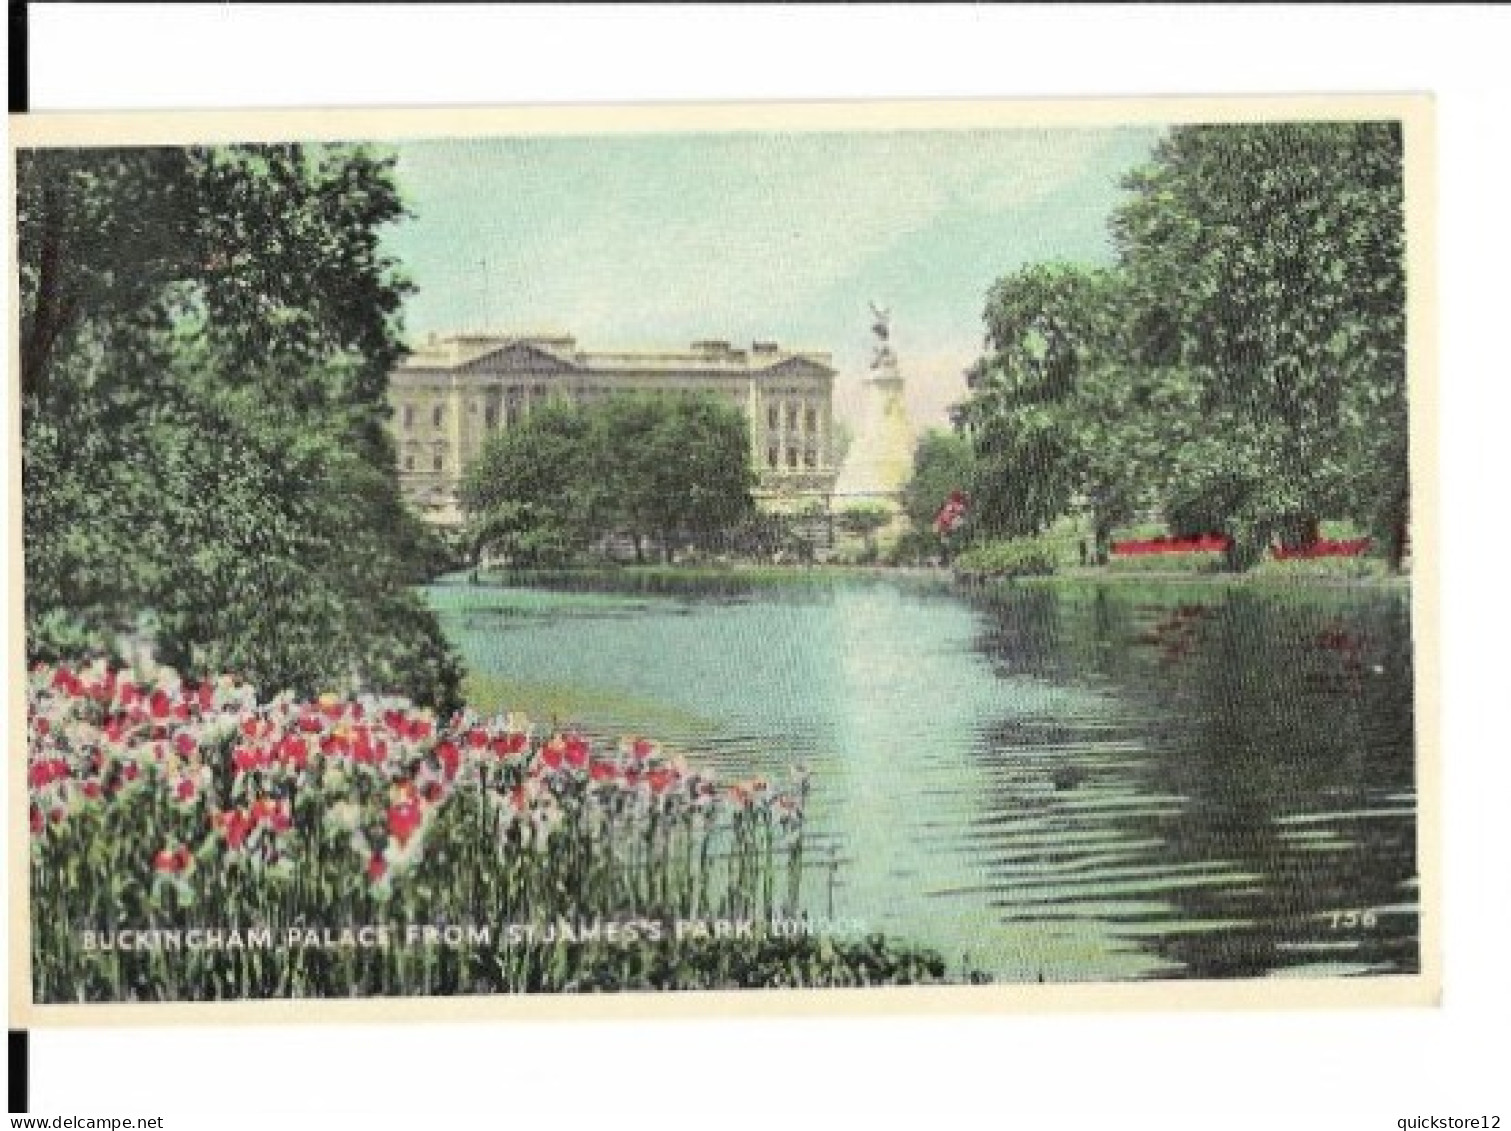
[379,126,1163,429]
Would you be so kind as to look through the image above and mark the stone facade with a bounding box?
[387,333,839,525]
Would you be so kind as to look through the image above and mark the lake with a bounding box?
[424,572,1419,983]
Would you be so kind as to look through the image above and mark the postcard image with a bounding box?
[8,96,1436,1021]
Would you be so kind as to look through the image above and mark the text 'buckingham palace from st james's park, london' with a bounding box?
[387,332,840,525]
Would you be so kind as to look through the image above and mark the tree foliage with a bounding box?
[955,121,1410,570]
[901,429,978,537]
[460,393,756,565]
[956,264,1138,553]
[18,143,463,710]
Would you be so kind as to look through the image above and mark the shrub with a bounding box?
[952,537,1059,579]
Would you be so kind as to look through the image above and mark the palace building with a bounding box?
[387,332,839,526]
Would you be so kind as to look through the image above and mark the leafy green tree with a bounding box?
[459,400,606,565]
[956,263,1139,556]
[1112,122,1408,565]
[461,393,756,566]
[894,428,979,552]
[18,144,463,710]
[901,429,978,538]
[594,394,756,564]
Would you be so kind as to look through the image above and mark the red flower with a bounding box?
[630,738,655,760]
[232,746,265,775]
[29,806,43,836]
[435,739,461,780]
[153,846,191,874]
[647,768,677,795]
[564,735,589,770]
[197,682,215,712]
[466,728,489,749]
[278,735,310,770]
[149,689,172,720]
[491,733,528,758]
[81,781,102,801]
[387,800,423,846]
[540,741,564,771]
[33,716,50,737]
[122,762,140,783]
[367,853,388,882]
[173,732,197,757]
[175,778,197,803]
[222,811,254,850]
[51,667,82,696]
[297,713,325,734]
[589,759,619,783]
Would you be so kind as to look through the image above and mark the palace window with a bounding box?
[768,406,779,431]
[787,405,799,429]
[768,446,779,469]
[432,453,444,472]
[432,405,445,428]
[403,454,415,471]
[805,407,818,432]
[804,447,817,469]
[485,404,499,429]
[787,446,799,469]
[402,405,415,429]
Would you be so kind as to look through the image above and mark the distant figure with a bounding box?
[1078,539,1088,567]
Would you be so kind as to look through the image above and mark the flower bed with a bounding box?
[28,659,952,998]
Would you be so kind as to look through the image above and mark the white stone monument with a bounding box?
[833,302,915,515]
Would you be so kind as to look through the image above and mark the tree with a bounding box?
[459,400,606,566]
[18,143,463,710]
[956,263,1140,556]
[1111,122,1408,565]
[594,394,756,564]
[461,393,756,566]
[901,429,978,538]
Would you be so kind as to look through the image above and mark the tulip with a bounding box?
[387,801,423,847]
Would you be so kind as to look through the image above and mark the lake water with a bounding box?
[425,573,1419,982]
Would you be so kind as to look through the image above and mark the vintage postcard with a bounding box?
[8,96,1437,1024]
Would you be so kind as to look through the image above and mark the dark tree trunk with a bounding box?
[20,185,73,402]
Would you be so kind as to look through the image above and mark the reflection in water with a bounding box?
[426,576,1418,982]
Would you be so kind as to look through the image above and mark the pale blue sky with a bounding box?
[380,126,1162,426]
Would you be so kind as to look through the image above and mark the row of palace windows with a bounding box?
[399,385,752,432]
[766,404,821,434]
[405,446,821,474]
[767,445,820,470]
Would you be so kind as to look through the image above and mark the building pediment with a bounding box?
[458,340,583,375]
[760,356,835,381]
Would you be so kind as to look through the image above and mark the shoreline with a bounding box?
[458,561,1412,593]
